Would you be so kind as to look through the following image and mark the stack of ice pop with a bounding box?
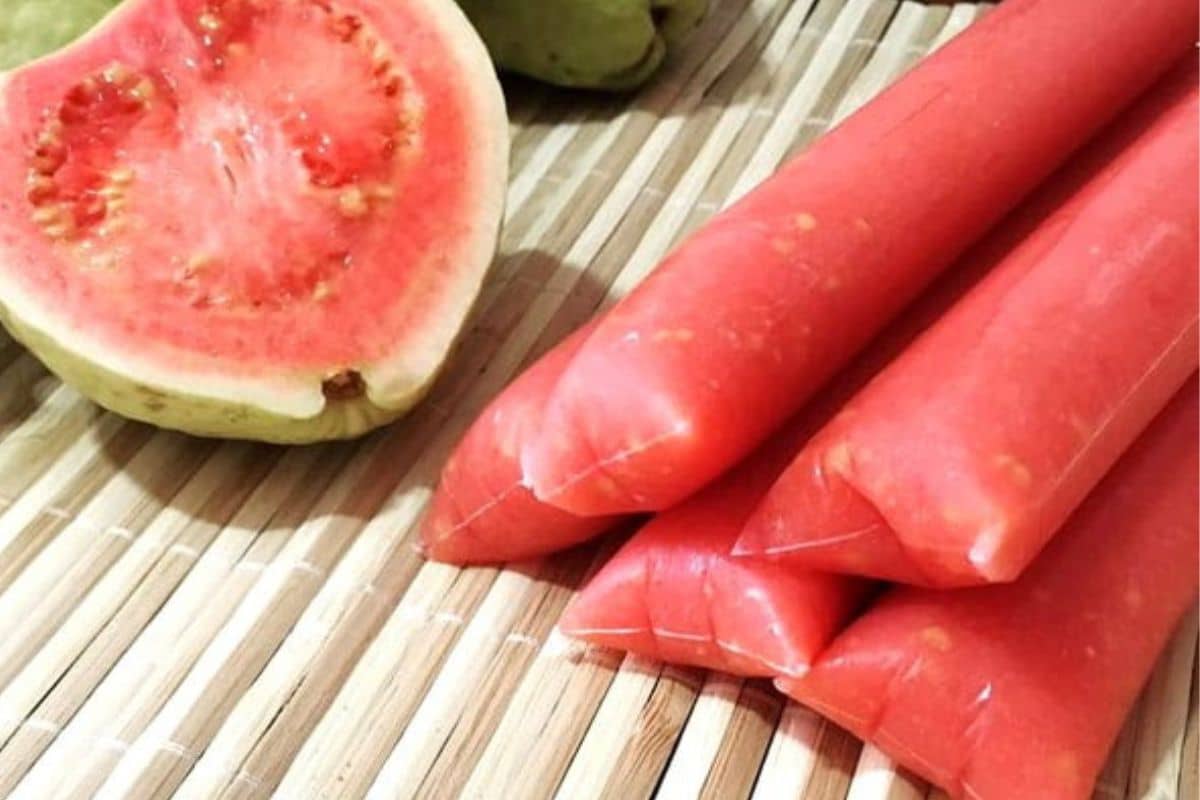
[420,0,1200,796]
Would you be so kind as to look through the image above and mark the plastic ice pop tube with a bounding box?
[421,323,619,564]
[558,413,870,677]
[737,65,1198,586]
[778,378,1199,800]
[556,181,1068,673]
[520,0,1197,516]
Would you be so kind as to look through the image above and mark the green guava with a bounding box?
[456,0,711,90]
[0,0,508,443]
[4,0,708,91]
[0,0,121,70]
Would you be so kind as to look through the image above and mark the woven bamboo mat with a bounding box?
[0,1,1195,797]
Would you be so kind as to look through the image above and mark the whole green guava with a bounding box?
[0,0,121,70]
[453,0,710,90]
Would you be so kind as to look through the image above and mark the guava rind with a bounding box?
[456,0,710,90]
[0,0,508,444]
[0,294,408,442]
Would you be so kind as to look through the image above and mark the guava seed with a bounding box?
[74,195,108,227]
[331,14,362,42]
[32,206,62,225]
[26,176,58,204]
[32,144,66,175]
[128,78,156,104]
[337,187,369,218]
[198,11,222,31]
[101,63,134,86]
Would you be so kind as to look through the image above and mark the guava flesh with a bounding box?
[0,0,507,441]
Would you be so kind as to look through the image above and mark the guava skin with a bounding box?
[456,0,710,90]
[0,297,410,443]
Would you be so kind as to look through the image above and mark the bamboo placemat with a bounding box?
[0,1,1195,798]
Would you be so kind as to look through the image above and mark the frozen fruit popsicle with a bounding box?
[556,174,1072,673]
[778,379,1199,800]
[737,65,1199,586]
[558,413,869,677]
[520,0,1197,516]
[421,323,619,564]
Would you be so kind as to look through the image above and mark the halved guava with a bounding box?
[0,0,508,442]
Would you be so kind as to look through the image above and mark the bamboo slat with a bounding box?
[0,2,1191,798]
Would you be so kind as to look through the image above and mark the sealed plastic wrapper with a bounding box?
[560,414,869,677]
[779,380,1199,800]
[739,66,1199,586]
[422,324,618,564]
[521,0,1197,516]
